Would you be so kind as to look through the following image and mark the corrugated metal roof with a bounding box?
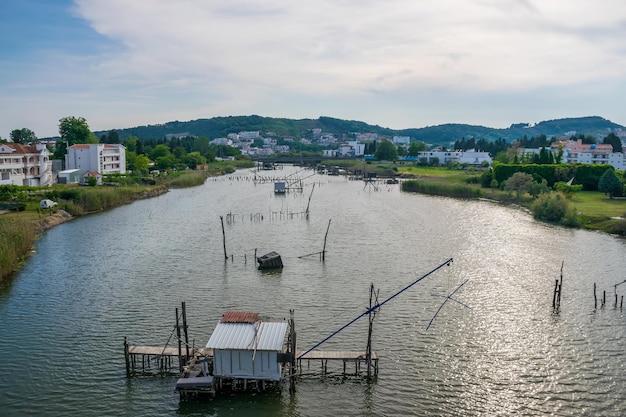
[206,321,288,351]
[221,311,259,323]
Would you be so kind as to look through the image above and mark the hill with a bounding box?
[91,115,623,145]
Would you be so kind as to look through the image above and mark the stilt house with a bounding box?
[206,311,288,382]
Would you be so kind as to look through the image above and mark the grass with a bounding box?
[569,192,626,219]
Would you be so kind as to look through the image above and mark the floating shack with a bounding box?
[274,181,286,193]
[257,251,283,270]
[206,311,289,391]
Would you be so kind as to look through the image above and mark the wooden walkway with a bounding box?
[124,342,378,377]
[124,340,212,375]
[296,350,379,375]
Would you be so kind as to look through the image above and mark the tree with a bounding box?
[603,132,623,153]
[374,139,398,161]
[408,141,426,156]
[10,128,37,144]
[504,172,534,198]
[58,116,94,146]
[598,168,623,199]
[397,145,406,157]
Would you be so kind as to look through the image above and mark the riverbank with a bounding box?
[0,184,169,284]
[397,166,626,235]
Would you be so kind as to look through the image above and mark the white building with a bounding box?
[458,151,492,166]
[0,143,52,186]
[65,143,126,174]
[392,136,410,145]
[417,151,462,165]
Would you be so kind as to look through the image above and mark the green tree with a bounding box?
[527,179,550,198]
[504,172,534,198]
[397,145,406,157]
[603,132,623,153]
[58,116,94,146]
[10,128,37,144]
[598,168,623,198]
[374,139,398,161]
[408,141,427,156]
[150,144,171,160]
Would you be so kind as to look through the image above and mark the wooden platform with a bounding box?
[124,342,213,375]
[128,346,212,356]
[295,350,378,375]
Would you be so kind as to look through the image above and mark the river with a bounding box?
[1,166,625,416]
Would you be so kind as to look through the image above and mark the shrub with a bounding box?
[554,182,583,196]
[532,192,578,226]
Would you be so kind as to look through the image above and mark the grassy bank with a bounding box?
[398,166,626,235]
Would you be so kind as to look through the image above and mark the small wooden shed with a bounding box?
[206,311,288,382]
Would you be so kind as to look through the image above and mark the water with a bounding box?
[1,167,625,416]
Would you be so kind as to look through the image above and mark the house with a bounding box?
[457,151,492,166]
[0,143,52,186]
[205,311,289,383]
[65,143,126,174]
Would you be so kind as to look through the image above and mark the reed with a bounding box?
[0,218,36,282]
[168,171,208,188]
[402,179,483,199]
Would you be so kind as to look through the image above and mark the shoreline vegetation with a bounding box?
[2,161,625,284]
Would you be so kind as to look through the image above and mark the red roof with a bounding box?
[1,143,40,154]
[220,311,259,323]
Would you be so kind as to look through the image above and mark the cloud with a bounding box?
[2,0,626,136]
[71,0,626,93]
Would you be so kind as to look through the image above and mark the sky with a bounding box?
[1,0,626,138]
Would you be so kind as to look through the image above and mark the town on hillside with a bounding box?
[1,119,625,187]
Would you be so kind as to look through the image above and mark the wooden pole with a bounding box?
[176,307,183,373]
[220,215,228,259]
[366,283,376,379]
[124,337,130,377]
[552,279,559,309]
[289,309,296,394]
[182,302,190,360]
[594,283,597,309]
[305,184,315,219]
[322,219,331,261]
[556,261,563,307]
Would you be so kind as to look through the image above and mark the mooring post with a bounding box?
[552,279,559,308]
[602,290,606,307]
[615,293,619,308]
[621,296,623,310]
[220,215,227,260]
[322,219,331,261]
[176,307,183,373]
[594,283,597,309]
[556,261,563,307]
[182,302,190,360]
[124,337,130,377]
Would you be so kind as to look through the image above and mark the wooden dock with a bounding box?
[124,338,212,375]
[296,350,378,375]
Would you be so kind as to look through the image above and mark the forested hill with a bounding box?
[93,115,624,145]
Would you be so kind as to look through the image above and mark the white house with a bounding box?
[417,151,462,165]
[206,311,289,382]
[392,136,411,145]
[65,143,126,174]
[0,143,52,186]
[458,151,492,166]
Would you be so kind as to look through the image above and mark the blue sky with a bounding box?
[1,0,626,138]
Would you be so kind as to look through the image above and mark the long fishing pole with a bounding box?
[297,257,453,359]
